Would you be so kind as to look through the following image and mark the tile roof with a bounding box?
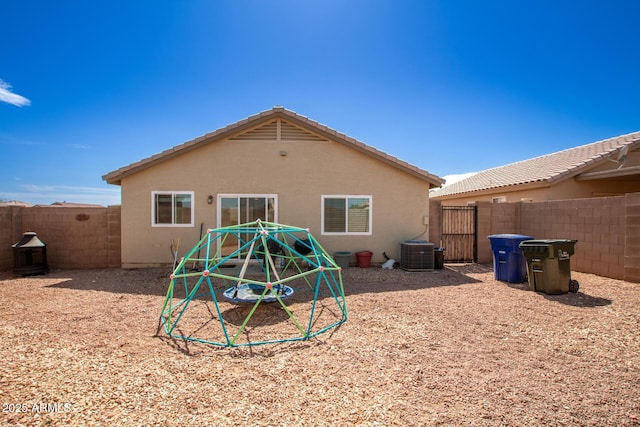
[49,202,105,207]
[0,200,33,207]
[103,107,445,187]
[432,130,640,198]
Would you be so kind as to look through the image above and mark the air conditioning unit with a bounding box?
[400,240,434,271]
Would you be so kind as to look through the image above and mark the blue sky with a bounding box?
[1,1,638,205]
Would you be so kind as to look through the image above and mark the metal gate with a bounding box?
[441,205,477,262]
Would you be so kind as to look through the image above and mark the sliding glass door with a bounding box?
[217,195,277,257]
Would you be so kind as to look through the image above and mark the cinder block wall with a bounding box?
[0,207,19,269]
[430,195,635,281]
[489,202,518,235]
[1,205,121,271]
[625,193,640,282]
[475,201,492,264]
[518,197,626,280]
[107,205,122,268]
[21,207,108,269]
[474,195,633,281]
[3,194,638,282]
[428,199,442,246]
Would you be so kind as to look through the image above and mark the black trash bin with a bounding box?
[434,247,445,269]
[488,234,533,283]
[519,239,579,294]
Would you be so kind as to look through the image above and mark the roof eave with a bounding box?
[102,111,283,185]
[271,108,444,186]
[431,180,550,200]
[546,136,640,184]
[576,165,640,181]
[103,107,445,187]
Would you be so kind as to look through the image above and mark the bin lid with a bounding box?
[488,234,534,241]
[519,239,577,246]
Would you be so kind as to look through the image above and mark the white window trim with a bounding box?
[151,191,195,227]
[321,195,372,236]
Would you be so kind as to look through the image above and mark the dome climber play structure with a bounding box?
[159,220,348,347]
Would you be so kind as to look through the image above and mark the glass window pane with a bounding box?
[347,198,370,232]
[247,197,266,222]
[324,198,346,232]
[220,197,239,256]
[174,194,191,224]
[220,198,239,227]
[267,197,275,222]
[155,194,173,224]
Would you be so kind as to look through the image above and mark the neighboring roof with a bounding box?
[432,131,640,198]
[49,202,105,207]
[0,200,105,208]
[0,200,34,207]
[103,106,445,188]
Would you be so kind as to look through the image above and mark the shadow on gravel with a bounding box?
[155,329,327,358]
[43,268,170,297]
[504,278,612,308]
[41,263,486,298]
[542,292,612,308]
[339,264,483,296]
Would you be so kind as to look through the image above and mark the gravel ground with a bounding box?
[1,264,639,426]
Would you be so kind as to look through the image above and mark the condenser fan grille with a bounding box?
[400,240,434,271]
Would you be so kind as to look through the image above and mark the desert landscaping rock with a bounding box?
[1,265,639,426]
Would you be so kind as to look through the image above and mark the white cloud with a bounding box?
[441,172,477,187]
[0,184,121,206]
[65,143,92,150]
[0,79,31,107]
[430,172,477,194]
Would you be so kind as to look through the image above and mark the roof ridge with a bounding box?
[432,129,640,198]
[275,108,443,182]
[506,130,640,166]
[103,107,444,186]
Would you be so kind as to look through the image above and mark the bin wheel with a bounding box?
[569,279,579,293]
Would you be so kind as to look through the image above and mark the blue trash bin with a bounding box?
[488,234,534,283]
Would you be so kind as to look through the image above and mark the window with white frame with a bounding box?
[152,191,194,226]
[322,195,372,235]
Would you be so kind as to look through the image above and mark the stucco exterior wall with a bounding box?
[119,123,432,267]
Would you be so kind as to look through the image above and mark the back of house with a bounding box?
[103,107,444,268]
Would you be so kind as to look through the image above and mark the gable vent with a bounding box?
[230,120,278,141]
[281,121,328,142]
